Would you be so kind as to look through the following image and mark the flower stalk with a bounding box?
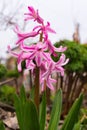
[34,32,43,114]
[34,66,40,114]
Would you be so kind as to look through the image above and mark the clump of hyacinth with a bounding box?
[8,6,69,91]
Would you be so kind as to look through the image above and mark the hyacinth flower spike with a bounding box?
[24,6,44,24]
[8,5,69,90]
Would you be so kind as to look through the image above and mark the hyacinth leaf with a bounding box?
[14,94,23,130]
[48,89,62,130]
[61,94,83,130]
[29,86,35,101]
[39,91,46,130]
[19,85,27,103]
[14,86,27,130]
[73,121,81,130]
[14,86,40,130]
[0,121,5,130]
[23,100,40,130]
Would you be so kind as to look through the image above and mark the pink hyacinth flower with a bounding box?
[14,25,39,45]
[8,45,36,72]
[33,22,56,40]
[24,6,44,24]
[20,42,51,67]
[55,54,69,76]
[45,39,67,56]
[41,75,56,91]
[8,45,19,58]
[40,60,56,91]
[40,54,69,90]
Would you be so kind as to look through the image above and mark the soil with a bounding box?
[0,103,19,130]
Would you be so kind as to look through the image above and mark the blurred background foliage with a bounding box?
[0,64,19,79]
[0,64,7,79]
[54,40,87,73]
[0,85,16,105]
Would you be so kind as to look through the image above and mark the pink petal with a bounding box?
[56,54,66,66]
[14,25,39,45]
[33,25,41,31]
[35,52,42,66]
[29,51,36,59]
[20,42,35,52]
[47,80,55,90]
[42,52,51,61]
[7,45,19,58]
[28,6,35,14]
[24,17,33,21]
[40,61,48,74]
[46,22,56,33]
[17,59,22,72]
[25,6,44,24]
[49,77,57,83]
[62,58,69,66]
[56,54,69,66]
[55,66,64,76]
[26,60,35,70]
[54,46,67,52]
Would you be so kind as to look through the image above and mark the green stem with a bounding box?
[34,33,43,114]
[34,66,40,114]
[39,32,43,41]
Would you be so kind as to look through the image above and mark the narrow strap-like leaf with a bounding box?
[24,100,40,130]
[14,92,40,130]
[73,121,81,130]
[20,85,27,103]
[29,86,35,101]
[14,94,24,130]
[48,89,62,130]
[39,91,46,130]
[61,94,83,130]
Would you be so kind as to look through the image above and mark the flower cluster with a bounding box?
[8,6,69,90]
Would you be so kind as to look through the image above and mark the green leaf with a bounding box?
[39,91,46,130]
[14,94,24,130]
[73,121,81,130]
[48,89,62,130]
[20,86,27,104]
[24,100,40,130]
[0,121,5,130]
[61,94,83,130]
[14,86,40,130]
[29,86,35,101]
[14,86,27,130]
